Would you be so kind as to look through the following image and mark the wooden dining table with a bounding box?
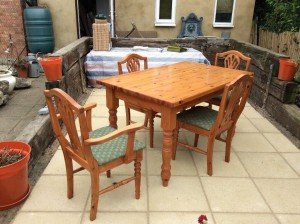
[97,61,253,187]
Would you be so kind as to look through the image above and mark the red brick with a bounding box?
[0,0,26,58]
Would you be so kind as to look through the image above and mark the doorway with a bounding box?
[76,0,114,38]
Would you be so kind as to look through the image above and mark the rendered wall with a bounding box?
[38,0,78,50]
[115,0,255,42]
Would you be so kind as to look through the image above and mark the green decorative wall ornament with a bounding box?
[178,13,203,38]
[187,24,196,33]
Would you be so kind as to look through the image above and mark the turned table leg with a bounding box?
[106,87,119,129]
[161,108,176,187]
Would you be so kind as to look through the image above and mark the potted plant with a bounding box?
[0,141,31,210]
[13,57,29,78]
[278,58,299,81]
[95,13,107,23]
[38,56,62,81]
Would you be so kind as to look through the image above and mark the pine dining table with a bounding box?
[97,61,253,187]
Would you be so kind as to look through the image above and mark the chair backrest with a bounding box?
[213,74,253,134]
[117,53,148,75]
[44,88,95,167]
[214,50,251,71]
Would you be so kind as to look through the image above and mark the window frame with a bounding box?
[155,0,177,27]
[213,0,236,28]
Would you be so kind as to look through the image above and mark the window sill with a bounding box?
[213,23,234,28]
[154,22,176,27]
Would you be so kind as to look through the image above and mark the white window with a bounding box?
[155,0,176,26]
[213,0,236,27]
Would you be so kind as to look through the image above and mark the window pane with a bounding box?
[215,0,234,23]
[159,0,172,19]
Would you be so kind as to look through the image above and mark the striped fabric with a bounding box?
[85,47,209,87]
[89,126,145,165]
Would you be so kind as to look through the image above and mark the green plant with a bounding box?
[0,147,24,167]
[95,13,106,20]
[254,0,300,33]
[13,57,29,70]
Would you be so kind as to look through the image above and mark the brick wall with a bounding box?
[0,0,26,62]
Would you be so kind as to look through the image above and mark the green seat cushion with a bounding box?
[89,126,145,165]
[177,106,218,130]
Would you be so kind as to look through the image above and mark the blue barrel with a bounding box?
[24,7,55,54]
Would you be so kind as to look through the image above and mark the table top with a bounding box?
[98,61,253,108]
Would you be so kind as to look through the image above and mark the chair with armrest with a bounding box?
[118,53,157,148]
[44,88,145,221]
[208,50,252,106]
[173,74,253,176]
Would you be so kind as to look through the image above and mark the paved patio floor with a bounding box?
[12,88,300,224]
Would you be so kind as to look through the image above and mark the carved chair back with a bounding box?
[44,88,95,168]
[117,53,148,74]
[213,74,253,134]
[214,50,251,71]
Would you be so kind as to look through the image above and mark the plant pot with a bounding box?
[278,58,299,81]
[39,56,62,81]
[0,69,16,93]
[0,141,31,211]
[15,66,29,78]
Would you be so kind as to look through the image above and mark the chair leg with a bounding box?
[194,134,199,147]
[149,112,154,148]
[225,126,235,162]
[106,170,111,178]
[172,125,179,160]
[207,135,215,176]
[90,171,100,221]
[63,153,74,199]
[125,106,131,125]
[134,151,143,199]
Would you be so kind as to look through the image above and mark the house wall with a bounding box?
[38,0,78,50]
[115,0,255,42]
[0,0,26,60]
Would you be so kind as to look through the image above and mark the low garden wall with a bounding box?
[16,37,91,169]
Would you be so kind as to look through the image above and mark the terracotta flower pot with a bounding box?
[0,141,31,210]
[15,66,29,78]
[278,58,299,81]
[39,57,62,81]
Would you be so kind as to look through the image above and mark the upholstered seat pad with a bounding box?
[89,126,145,165]
[177,106,218,130]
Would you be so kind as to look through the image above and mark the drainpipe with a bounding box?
[20,0,29,54]
[110,0,115,37]
[262,64,274,109]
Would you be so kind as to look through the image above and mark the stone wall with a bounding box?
[231,39,300,139]
[52,37,91,99]
[16,37,91,168]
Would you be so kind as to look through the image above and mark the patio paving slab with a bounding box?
[9,88,300,224]
[0,75,46,140]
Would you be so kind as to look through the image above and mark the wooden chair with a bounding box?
[208,50,252,106]
[44,88,145,221]
[215,50,251,71]
[173,74,253,176]
[118,53,157,148]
